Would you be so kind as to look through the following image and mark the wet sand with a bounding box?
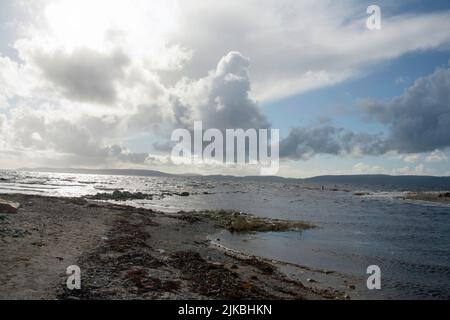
[0,194,356,300]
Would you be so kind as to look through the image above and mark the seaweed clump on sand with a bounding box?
[182,210,315,233]
[168,251,277,299]
[124,267,180,294]
[57,211,170,300]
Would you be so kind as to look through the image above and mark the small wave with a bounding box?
[0,187,46,193]
[77,181,98,185]
[0,183,59,190]
[94,186,124,191]
[355,191,408,200]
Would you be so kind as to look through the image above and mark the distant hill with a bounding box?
[204,174,291,183]
[305,174,449,184]
[304,174,450,190]
[17,168,450,189]
[19,167,174,177]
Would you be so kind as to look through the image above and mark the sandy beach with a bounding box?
[0,194,356,300]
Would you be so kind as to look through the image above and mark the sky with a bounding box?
[0,0,450,177]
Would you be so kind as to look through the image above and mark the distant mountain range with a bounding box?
[304,174,450,189]
[17,167,450,189]
[19,167,174,177]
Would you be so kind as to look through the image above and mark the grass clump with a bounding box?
[191,210,315,233]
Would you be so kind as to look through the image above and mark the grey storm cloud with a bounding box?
[8,108,148,165]
[106,145,149,164]
[33,48,130,105]
[171,51,270,131]
[127,52,270,134]
[279,126,387,160]
[128,51,271,154]
[280,62,450,160]
[363,64,450,154]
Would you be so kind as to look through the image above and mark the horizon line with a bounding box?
[6,167,450,180]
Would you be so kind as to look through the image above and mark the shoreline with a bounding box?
[403,192,450,204]
[0,194,356,300]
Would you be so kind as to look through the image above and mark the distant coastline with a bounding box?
[13,167,450,190]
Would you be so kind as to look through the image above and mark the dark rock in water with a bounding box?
[406,192,450,203]
[0,199,20,213]
[87,190,153,201]
[112,190,143,200]
[177,192,190,197]
[112,190,123,199]
[353,192,371,196]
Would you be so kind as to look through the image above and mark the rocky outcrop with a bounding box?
[86,189,192,201]
[87,190,154,201]
[0,199,20,213]
[405,192,450,204]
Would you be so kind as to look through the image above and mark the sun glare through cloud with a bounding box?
[39,0,182,68]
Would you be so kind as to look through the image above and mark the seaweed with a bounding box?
[187,210,315,233]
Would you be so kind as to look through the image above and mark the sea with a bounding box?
[1,170,449,299]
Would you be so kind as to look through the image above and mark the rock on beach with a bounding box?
[0,199,20,213]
